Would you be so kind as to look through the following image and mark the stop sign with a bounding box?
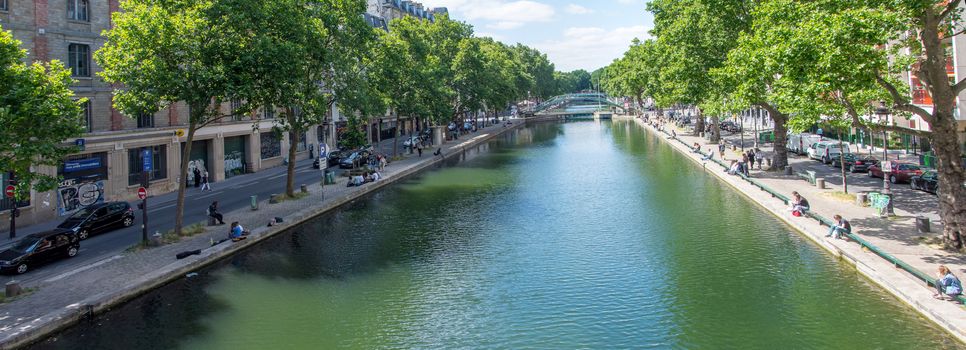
[137,187,147,200]
[4,185,14,198]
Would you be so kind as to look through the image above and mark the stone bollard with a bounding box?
[856,192,868,206]
[6,281,22,298]
[816,178,826,189]
[300,184,308,193]
[784,165,793,175]
[250,195,258,211]
[916,216,931,233]
[269,194,282,204]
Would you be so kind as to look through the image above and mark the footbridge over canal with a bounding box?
[524,92,623,118]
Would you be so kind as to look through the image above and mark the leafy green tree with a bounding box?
[512,44,554,100]
[96,0,252,235]
[0,27,84,202]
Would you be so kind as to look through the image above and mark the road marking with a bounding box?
[44,254,124,283]
[154,204,175,211]
[268,173,288,180]
[196,192,221,200]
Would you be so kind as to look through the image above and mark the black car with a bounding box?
[720,121,742,133]
[0,229,79,274]
[338,150,370,169]
[910,170,939,194]
[313,150,345,169]
[57,202,135,240]
[830,153,880,172]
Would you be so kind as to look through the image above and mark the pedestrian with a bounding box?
[755,150,764,170]
[825,214,851,239]
[379,155,387,170]
[747,149,756,169]
[933,265,963,301]
[207,201,225,225]
[417,144,423,157]
[741,153,750,175]
[718,143,726,158]
[200,170,211,191]
[193,168,201,188]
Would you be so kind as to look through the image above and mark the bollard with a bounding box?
[816,178,826,189]
[855,192,868,206]
[251,195,258,211]
[916,216,931,233]
[784,165,793,175]
[300,184,308,193]
[6,281,22,298]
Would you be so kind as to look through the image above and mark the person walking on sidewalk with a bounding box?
[200,170,211,191]
[417,144,423,157]
[207,201,226,225]
[718,143,726,158]
[933,265,962,301]
[193,168,202,188]
[825,214,851,239]
[747,149,756,170]
[755,149,764,170]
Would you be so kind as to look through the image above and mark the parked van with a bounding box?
[808,141,850,164]
[787,133,823,155]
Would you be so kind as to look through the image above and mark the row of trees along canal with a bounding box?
[0,0,599,239]
[598,0,966,251]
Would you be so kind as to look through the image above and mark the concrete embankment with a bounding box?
[0,121,525,350]
[624,115,966,344]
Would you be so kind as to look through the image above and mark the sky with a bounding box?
[416,0,654,72]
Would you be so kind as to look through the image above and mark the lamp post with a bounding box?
[875,102,895,216]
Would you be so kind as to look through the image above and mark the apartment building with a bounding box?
[0,0,340,228]
[366,0,446,23]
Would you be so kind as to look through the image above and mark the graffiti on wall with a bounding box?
[57,179,105,216]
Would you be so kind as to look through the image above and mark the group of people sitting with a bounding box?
[347,171,382,187]
[727,160,749,176]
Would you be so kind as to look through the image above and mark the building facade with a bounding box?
[0,0,332,228]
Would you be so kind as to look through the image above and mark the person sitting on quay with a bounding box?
[933,265,962,301]
[825,214,851,239]
[229,221,250,241]
[790,191,810,216]
[701,148,714,161]
[692,142,701,153]
[728,160,741,175]
[207,201,226,225]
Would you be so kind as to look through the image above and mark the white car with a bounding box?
[402,136,421,147]
[787,133,822,155]
[808,141,849,164]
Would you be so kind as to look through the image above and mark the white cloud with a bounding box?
[565,4,593,14]
[419,0,555,29]
[534,25,651,71]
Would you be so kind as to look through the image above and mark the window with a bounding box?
[68,43,90,77]
[0,0,8,11]
[137,112,154,128]
[80,100,92,132]
[231,99,243,121]
[260,133,281,159]
[263,106,275,120]
[67,0,89,21]
[128,145,167,185]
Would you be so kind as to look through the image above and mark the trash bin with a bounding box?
[916,216,931,233]
[324,171,335,185]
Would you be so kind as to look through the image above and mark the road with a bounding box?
[1,137,410,286]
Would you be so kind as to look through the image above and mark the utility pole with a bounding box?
[7,173,17,239]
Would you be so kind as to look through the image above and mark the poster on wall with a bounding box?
[57,179,105,216]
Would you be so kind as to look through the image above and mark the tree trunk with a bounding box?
[760,103,789,170]
[392,110,399,158]
[285,108,298,197]
[839,135,848,193]
[693,108,705,137]
[709,116,721,143]
[174,109,201,237]
[931,112,965,249]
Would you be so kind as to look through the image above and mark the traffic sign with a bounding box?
[4,185,14,198]
[142,149,152,172]
[137,187,147,200]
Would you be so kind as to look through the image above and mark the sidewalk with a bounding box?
[634,116,966,342]
[0,120,525,349]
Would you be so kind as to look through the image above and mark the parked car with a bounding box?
[338,150,370,169]
[787,133,823,155]
[807,141,849,164]
[0,229,79,274]
[57,202,135,240]
[720,121,742,133]
[313,150,344,169]
[868,161,923,183]
[910,170,939,194]
[830,153,880,172]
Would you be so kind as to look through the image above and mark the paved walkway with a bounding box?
[0,120,524,349]
[634,115,966,342]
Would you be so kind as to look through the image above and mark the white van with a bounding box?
[787,133,823,155]
[808,141,850,164]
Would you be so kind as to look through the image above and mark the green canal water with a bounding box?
[33,121,964,349]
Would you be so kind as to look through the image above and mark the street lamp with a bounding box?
[874,102,895,216]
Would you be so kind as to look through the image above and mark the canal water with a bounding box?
[33,121,963,349]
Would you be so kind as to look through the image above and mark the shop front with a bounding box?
[181,140,210,187]
[57,153,109,216]
[223,136,248,178]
